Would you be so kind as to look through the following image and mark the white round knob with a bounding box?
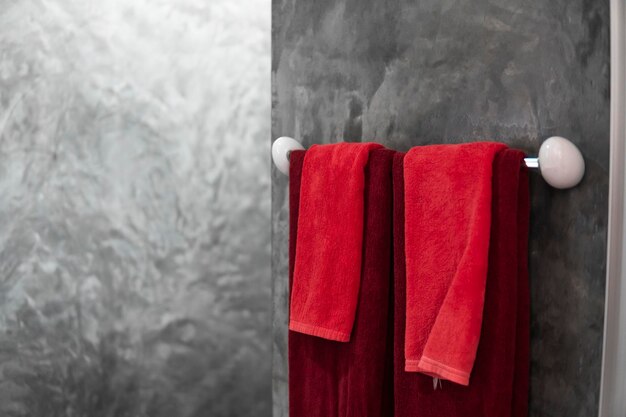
[272,136,304,175]
[538,136,585,189]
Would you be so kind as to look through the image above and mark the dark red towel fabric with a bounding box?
[512,153,531,417]
[403,142,506,385]
[289,149,394,417]
[393,149,530,416]
[290,142,383,342]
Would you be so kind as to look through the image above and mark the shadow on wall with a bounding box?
[0,1,270,416]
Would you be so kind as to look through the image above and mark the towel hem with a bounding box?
[289,320,351,342]
[405,356,470,386]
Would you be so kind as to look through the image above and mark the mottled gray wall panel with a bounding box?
[0,1,270,416]
[272,1,609,416]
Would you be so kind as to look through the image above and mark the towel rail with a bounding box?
[271,136,585,189]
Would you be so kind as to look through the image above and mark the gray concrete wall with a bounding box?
[0,1,270,416]
[272,1,610,416]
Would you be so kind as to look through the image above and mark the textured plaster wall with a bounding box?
[0,1,270,416]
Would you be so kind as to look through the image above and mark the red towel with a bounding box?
[511,152,531,417]
[402,142,506,384]
[393,149,530,416]
[290,142,383,341]
[288,149,394,417]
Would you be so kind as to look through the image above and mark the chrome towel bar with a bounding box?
[271,136,585,189]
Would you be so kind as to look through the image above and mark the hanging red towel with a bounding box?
[393,149,530,416]
[402,142,506,384]
[290,142,383,341]
[511,151,531,417]
[289,149,395,417]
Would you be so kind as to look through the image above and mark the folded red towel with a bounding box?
[290,142,383,342]
[289,149,395,417]
[393,149,530,416]
[403,142,506,385]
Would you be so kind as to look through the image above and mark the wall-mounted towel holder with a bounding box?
[271,136,585,189]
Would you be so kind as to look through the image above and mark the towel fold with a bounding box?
[289,149,395,417]
[402,142,506,384]
[290,142,383,342]
[393,148,530,417]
